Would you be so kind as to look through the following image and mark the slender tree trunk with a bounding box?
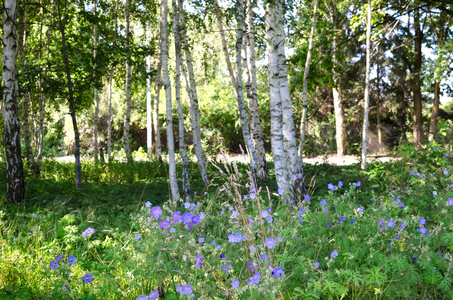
[107,1,118,160]
[298,0,319,157]
[57,0,82,189]
[331,2,347,157]
[428,26,445,142]
[377,62,382,153]
[93,0,99,163]
[173,0,191,196]
[123,0,132,162]
[153,19,163,162]
[276,0,304,200]
[412,6,423,149]
[161,0,179,201]
[361,0,371,170]
[3,0,25,203]
[213,0,258,186]
[18,4,36,171]
[179,0,209,186]
[265,0,287,195]
[243,0,267,181]
[38,2,54,165]
[146,21,153,155]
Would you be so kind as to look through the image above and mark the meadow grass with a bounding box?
[0,144,452,299]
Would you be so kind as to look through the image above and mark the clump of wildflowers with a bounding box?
[82,227,95,237]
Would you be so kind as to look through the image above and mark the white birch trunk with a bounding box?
[146,21,153,156]
[154,21,163,162]
[244,0,267,181]
[3,0,25,203]
[265,1,287,193]
[173,0,191,196]
[214,0,258,185]
[161,0,180,201]
[93,0,99,163]
[276,1,304,201]
[298,0,318,157]
[179,0,209,186]
[361,0,371,170]
[123,0,132,162]
[331,2,347,157]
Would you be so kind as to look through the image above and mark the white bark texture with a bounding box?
[244,0,268,181]
[298,0,318,157]
[276,1,304,200]
[214,0,258,185]
[361,0,371,170]
[3,0,25,203]
[146,21,153,155]
[161,0,180,201]
[331,2,347,157]
[265,1,287,193]
[154,19,163,161]
[179,0,209,186]
[173,0,191,196]
[123,0,132,162]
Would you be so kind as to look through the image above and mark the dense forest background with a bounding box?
[2,0,453,202]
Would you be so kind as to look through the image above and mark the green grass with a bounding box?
[1,144,452,299]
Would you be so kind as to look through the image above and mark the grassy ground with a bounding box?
[1,145,452,299]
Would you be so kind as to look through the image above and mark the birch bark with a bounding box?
[123,0,132,162]
[361,0,371,170]
[265,0,287,194]
[298,0,318,157]
[179,0,209,186]
[146,21,153,155]
[244,0,267,181]
[276,0,304,200]
[161,0,180,201]
[213,0,258,185]
[154,18,163,161]
[3,0,25,203]
[173,0,191,196]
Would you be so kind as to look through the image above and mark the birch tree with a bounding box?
[108,1,118,159]
[298,0,319,157]
[173,0,191,196]
[361,0,371,170]
[331,1,347,157]
[3,0,25,203]
[146,21,153,155]
[123,0,133,162]
[276,0,304,199]
[161,0,180,201]
[213,0,258,185]
[179,0,209,186]
[265,0,287,195]
[154,19,163,161]
[243,0,268,181]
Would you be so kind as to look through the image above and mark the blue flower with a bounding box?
[433,191,437,196]
[232,279,240,288]
[304,194,311,202]
[68,256,77,265]
[135,234,141,240]
[448,198,453,206]
[33,214,38,219]
[145,201,152,208]
[357,207,364,213]
[277,236,284,242]
[400,222,405,229]
[266,216,273,223]
[220,254,225,259]
[176,284,192,295]
[338,181,343,187]
[299,206,306,215]
[243,195,248,200]
[410,170,415,175]
[387,220,395,227]
[331,250,338,258]
[327,183,335,191]
[195,254,203,268]
[182,212,193,224]
[49,260,59,270]
[82,274,93,283]
[326,222,331,228]
[395,234,400,240]
[249,244,255,254]
[249,261,255,271]
[271,267,285,278]
[82,227,95,237]
[137,295,148,300]
[419,217,426,225]
[314,262,320,268]
[198,237,205,243]
[320,199,327,207]
[419,227,427,234]
[56,255,64,261]
[192,215,200,224]
[159,219,171,229]
[378,219,384,226]
[261,210,268,218]
[217,245,222,250]
[172,211,182,223]
[150,206,162,219]
[278,188,285,195]
[221,263,230,273]
[381,226,386,232]
[231,210,239,219]
[291,174,297,181]
[248,272,261,285]
[149,290,159,300]
[399,202,404,208]
[265,238,276,249]
[250,192,256,199]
